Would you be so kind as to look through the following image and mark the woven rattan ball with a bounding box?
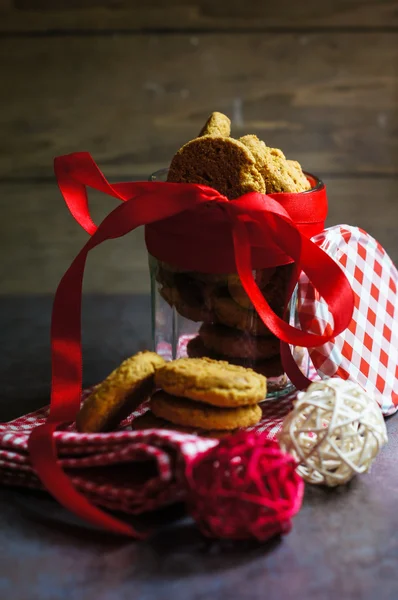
[279,379,388,486]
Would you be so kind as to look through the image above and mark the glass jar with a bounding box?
[149,169,316,400]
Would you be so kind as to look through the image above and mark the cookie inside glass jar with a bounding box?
[149,111,312,398]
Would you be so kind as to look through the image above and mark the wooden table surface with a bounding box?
[1,294,398,600]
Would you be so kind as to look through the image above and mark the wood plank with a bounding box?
[2,1,398,31]
[0,33,397,179]
[1,177,396,295]
[0,183,150,294]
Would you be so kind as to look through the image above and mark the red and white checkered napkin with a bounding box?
[298,225,398,416]
[0,391,296,514]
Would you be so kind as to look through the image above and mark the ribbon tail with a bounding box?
[29,185,221,537]
[280,342,312,390]
[230,211,354,347]
[280,263,313,390]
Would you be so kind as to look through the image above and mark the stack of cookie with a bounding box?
[187,263,293,386]
[76,353,266,439]
[141,357,266,437]
[152,111,308,390]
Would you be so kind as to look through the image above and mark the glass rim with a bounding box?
[149,168,324,194]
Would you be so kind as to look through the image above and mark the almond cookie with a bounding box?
[199,323,280,361]
[167,135,265,200]
[155,357,266,407]
[187,335,283,375]
[232,355,287,387]
[260,263,295,311]
[187,335,223,360]
[132,410,197,435]
[76,351,165,433]
[159,281,215,323]
[151,390,262,430]
[240,134,285,162]
[240,134,310,193]
[213,293,275,336]
[286,159,311,191]
[131,410,234,439]
[218,263,294,323]
[262,154,311,193]
[199,111,231,137]
[227,268,276,308]
[186,336,287,393]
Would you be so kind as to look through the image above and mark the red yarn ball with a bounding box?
[185,430,304,541]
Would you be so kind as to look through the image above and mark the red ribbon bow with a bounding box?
[28,152,354,538]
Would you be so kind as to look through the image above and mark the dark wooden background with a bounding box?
[1,0,397,294]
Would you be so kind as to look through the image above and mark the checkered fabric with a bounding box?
[0,386,298,514]
[298,225,398,416]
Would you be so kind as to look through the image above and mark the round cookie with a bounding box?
[132,409,198,435]
[213,293,273,336]
[246,355,284,378]
[155,357,266,407]
[76,351,165,433]
[286,159,312,191]
[216,263,295,328]
[187,335,284,376]
[199,323,280,361]
[167,135,265,200]
[199,112,231,137]
[262,263,295,310]
[159,282,215,323]
[240,134,285,162]
[261,154,311,194]
[227,268,276,308]
[173,273,213,306]
[187,336,288,394]
[227,354,287,391]
[131,410,234,439]
[151,391,262,431]
[239,134,310,193]
[187,335,219,360]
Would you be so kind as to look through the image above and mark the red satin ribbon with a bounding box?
[28,152,354,537]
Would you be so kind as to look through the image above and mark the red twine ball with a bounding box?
[185,431,304,541]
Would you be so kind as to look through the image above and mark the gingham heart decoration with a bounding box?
[298,225,398,416]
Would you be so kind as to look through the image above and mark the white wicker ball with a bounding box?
[279,379,388,487]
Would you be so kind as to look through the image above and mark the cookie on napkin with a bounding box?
[76,351,165,433]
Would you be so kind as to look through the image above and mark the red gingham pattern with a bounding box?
[0,384,299,514]
[298,225,398,416]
